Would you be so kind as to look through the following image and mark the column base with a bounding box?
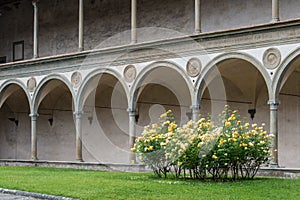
[31,157,38,161]
[271,18,280,23]
[130,152,136,164]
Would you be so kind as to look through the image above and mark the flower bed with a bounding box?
[132,105,273,181]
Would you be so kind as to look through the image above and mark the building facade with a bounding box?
[0,0,299,168]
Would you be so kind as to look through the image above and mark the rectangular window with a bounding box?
[13,41,24,61]
[0,56,6,64]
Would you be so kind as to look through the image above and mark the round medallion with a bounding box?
[186,58,202,77]
[27,77,36,93]
[263,48,281,69]
[124,65,136,83]
[71,72,82,88]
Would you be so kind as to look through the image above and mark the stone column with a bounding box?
[32,0,39,58]
[128,109,136,163]
[131,0,137,43]
[191,105,200,122]
[268,99,280,166]
[271,0,280,22]
[30,113,38,160]
[78,0,84,51]
[195,0,201,33]
[74,111,83,161]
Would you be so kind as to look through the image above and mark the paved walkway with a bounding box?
[0,193,41,200]
[0,188,75,200]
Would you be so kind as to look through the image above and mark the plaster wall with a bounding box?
[1,0,300,62]
[0,113,31,159]
[278,71,300,168]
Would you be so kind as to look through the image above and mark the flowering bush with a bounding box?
[132,106,273,181]
[131,110,177,177]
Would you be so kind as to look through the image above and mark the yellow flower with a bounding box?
[219,139,227,145]
[199,118,205,123]
[138,137,143,142]
[228,116,236,121]
[148,146,154,151]
[160,113,167,118]
[249,142,254,147]
[225,121,231,127]
[152,123,158,129]
[167,110,172,114]
[212,154,218,159]
[232,131,239,138]
[178,161,183,166]
[131,147,136,152]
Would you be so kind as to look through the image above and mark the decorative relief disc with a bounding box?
[27,77,36,93]
[124,65,136,83]
[263,48,281,69]
[186,58,202,77]
[71,72,82,88]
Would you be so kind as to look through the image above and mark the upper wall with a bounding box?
[1,0,300,62]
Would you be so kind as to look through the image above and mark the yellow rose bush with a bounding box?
[132,106,273,181]
[132,110,177,177]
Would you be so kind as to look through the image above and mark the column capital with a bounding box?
[29,113,39,118]
[73,111,84,118]
[268,99,280,108]
[127,108,136,115]
[190,104,200,111]
[32,0,39,6]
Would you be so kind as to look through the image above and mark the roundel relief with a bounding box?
[186,58,202,77]
[27,77,36,93]
[263,48,281,69]
[71,72,82,88]
[124,65,136,83]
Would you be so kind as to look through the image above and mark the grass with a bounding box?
[0,166,299,200]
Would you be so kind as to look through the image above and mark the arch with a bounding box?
[0,79,32,111]
[76,68,129,112]
[195,52,272,102]
[273,47,300,100]
[32,74,75,114]
[129,61,194,110]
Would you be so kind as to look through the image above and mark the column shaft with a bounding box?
[131,0,137,43]
[74,112,83,161]
[30,113,38,160]
[195,0,201,33]
[79,0,84,51]
[191,105,200,122]
[32,1,39,58]
[272,0,279,22]
[128,109,136,163]
[268,100,279,166]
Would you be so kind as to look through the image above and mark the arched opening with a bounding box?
[80,73,129,163]
[134,66,192,135]
[0,83,31,159]
[200,58,269,126]
[35,79,75,161]
[277,56,300,168]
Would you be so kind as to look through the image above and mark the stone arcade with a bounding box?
[0,0,299,170]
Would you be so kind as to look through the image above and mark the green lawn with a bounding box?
[0,166,299,200]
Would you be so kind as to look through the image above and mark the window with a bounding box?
[13,41,24,61]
